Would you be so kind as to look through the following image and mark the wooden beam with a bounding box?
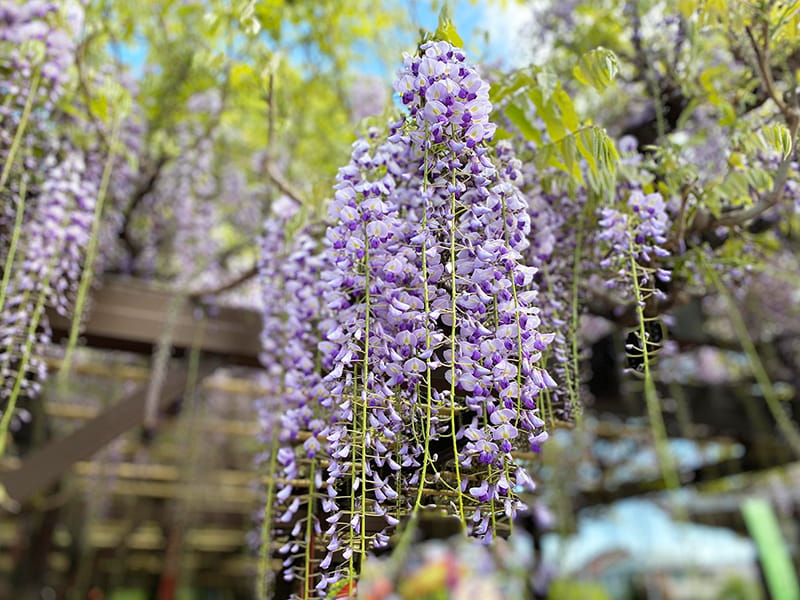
[0,366,197,504]
[47,277,262,365]
[46,404,262,436]
[42,356,271,396]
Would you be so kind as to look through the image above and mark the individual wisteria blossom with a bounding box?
[306,39,554,593]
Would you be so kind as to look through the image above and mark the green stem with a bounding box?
[58,115,122,381]
[413,141,434,514]
[303,457,317,600]
[0,67,41,192]
[0,178,27,315]
[0,282,49,457]
[568,199,589,423]
[539,265,567,428]
[488,464,497,538]
[347,377,357,578]
[448,152,465,527]
[256,430,281,600]
[359,223,371,570]
[628,247,679,491]
[705,262,800,457]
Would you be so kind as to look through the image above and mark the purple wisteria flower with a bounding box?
[257,206,335,591]
[597,188,672,299]
[1,146,100,406]
[309,40,555,589]
[256,40,558,597]
[0,1,75,156]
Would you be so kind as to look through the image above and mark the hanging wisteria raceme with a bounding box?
[0,1,110,452]
[257,201,338,598]
[520,166,589,423]
[0,144,100,423]
[0,0,75,180]
[1,0,70,245]
[594,186,673,373]
[597,188,672,300]
[305,40,555,593]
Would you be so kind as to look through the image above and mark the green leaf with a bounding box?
[760,123,794,159]
[558,132,580,180]
[504,102,542,145]
[578,126,619,194]
[554,87,580,132]
[742,498,800,600]
[434,4,464,48]
[535,70,559,103]
[573,47,619,91]
[717,171,750,205]
[529,88,568,142]
[745,166,773,193]
[490,69,535,105]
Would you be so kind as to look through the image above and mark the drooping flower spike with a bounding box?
[272,39,558,593]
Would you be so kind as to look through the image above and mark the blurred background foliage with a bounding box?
[2,0,800,598]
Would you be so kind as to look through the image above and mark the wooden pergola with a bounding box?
[1,277,798,599]
[0,277,270,599]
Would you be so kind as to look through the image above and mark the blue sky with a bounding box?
[117,1,536,80]
[353,0,536,77]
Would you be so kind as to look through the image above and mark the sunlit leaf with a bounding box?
[554,87,580,132]
[573,47,619,91]
[743,498,800,600]
[504,102,542,145]
[760,123,794,159]
[434,4,464,48]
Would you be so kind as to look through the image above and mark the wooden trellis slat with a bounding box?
[0,365,204,504]
[46,277,263,365]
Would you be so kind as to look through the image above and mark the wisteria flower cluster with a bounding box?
[256,202,338,597]
[258,40,555,597]
[597,188,672,300]
[520,163,591,421]
[0,144,100,433]
[0,0,75,128]
[0,3,103,435]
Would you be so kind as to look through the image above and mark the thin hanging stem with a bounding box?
[0,66,41,192]
[448,145,465,527]
[0,178,28,315]
[413,138,435,515]
[58,114,122,380]
[256,425,281,600]
[704,261,800,457]
[0,279,49,457]
[359,220,371,570]
[628,246,680,491]
[303,457,317,600]
[567,198,590,423]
